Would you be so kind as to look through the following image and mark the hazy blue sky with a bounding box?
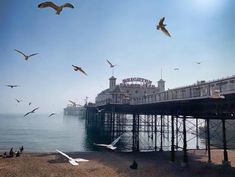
[0,0,235,114]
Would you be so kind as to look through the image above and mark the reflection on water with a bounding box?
[0,113,206,152]
[0,114,89,152]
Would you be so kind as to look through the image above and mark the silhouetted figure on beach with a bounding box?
[3,152,7,158]
[20,146,24,153]
[130,160,138,170]
[9,147,14,157]
[15,151,20,157]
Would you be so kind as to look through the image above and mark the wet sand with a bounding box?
[0,150,235,177]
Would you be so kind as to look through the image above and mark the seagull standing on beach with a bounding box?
[24,107,39,117]
[6,85,19,88]
[157,17,171,37]
[72,65,87,75]
[56,149,89,166]
[94,135,122,150]
[38,2,74,15]
[14,49,38,61]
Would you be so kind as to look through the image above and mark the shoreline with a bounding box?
[0,149,235,177]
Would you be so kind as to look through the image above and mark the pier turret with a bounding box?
[158,79,165,92]
[109,76,116,89]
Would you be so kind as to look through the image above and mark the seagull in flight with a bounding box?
[6,85,19,88]
[94,135,122,150]
[14,49,38,61]
[157,17,171,37]
[106,60,116,68]
[211,90,225,99]
[196,62,201,64]
[68,100,81,107]
[24,107,39,117]
[38,2,74,15]
[96,108,105,113]
[174,68,179,71]
[15,99,22,103]
[56,149,89,166]
[49,113,56,117]
[29,102,32,106]
[72,65,87,75]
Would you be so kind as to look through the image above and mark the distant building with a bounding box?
[95,76,165,106]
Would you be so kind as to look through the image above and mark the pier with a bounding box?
[85,75,235,165]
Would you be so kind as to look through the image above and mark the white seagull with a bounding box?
[56,149,89,166]
[96,108,105,113]
[93,135,122,150]
[6,85,19,88]
[38,1,74,15]
[14,49,38,61]
[211,90,225,99]
[156,17,171,37]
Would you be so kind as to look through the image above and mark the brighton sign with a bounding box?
[122,77,152,85]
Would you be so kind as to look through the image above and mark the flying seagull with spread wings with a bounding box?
[94,135,122,150]
[72,65,87,75]
[56,149,89,166]
[6,85,19,88]
[157,17,171,37]
[106,60,116,68]
[38,1,74,15]
[196,62,201,64]
[49,113,56,117]
[174,68,179,71]
[14,49,38,61]
[24,107,39,117]
[15,99,22,103]
[96,108,105,113]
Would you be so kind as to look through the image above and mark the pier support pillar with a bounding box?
[160,115,163,151]
[171,115,175,162]
[154,115,157,151]
[182,116,188,166]
[222,118,230,166]
[206,118,211,163]
[196,118,199,149]
[176,116,179,150]
[132,113,139,152]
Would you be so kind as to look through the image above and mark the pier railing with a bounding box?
[95,76,235,106]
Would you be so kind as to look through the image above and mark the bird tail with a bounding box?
[156,25,160,30]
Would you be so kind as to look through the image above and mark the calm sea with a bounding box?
[0,114,205,152]
[0,113,90,152]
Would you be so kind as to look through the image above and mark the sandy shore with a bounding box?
[0,150,235,177]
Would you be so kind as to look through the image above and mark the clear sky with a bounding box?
[0,0,235,114]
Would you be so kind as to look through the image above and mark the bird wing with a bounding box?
[111,135,122,146]
[62,3,74,9]
[14,49,27,58]
[69,100,76,105]
[69,159,79,166]
[28,53,39,58]
[38,1,59,11]
[78,68,87,75]
[159,17,165,26]
[74,158,89,162]
[32,107,39,113]
[93,143,108,147]
[161,26,171,37]
[24,111,31,117]
[49,113,55,117]
[106,60,113,67]
[56,149,71,159]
